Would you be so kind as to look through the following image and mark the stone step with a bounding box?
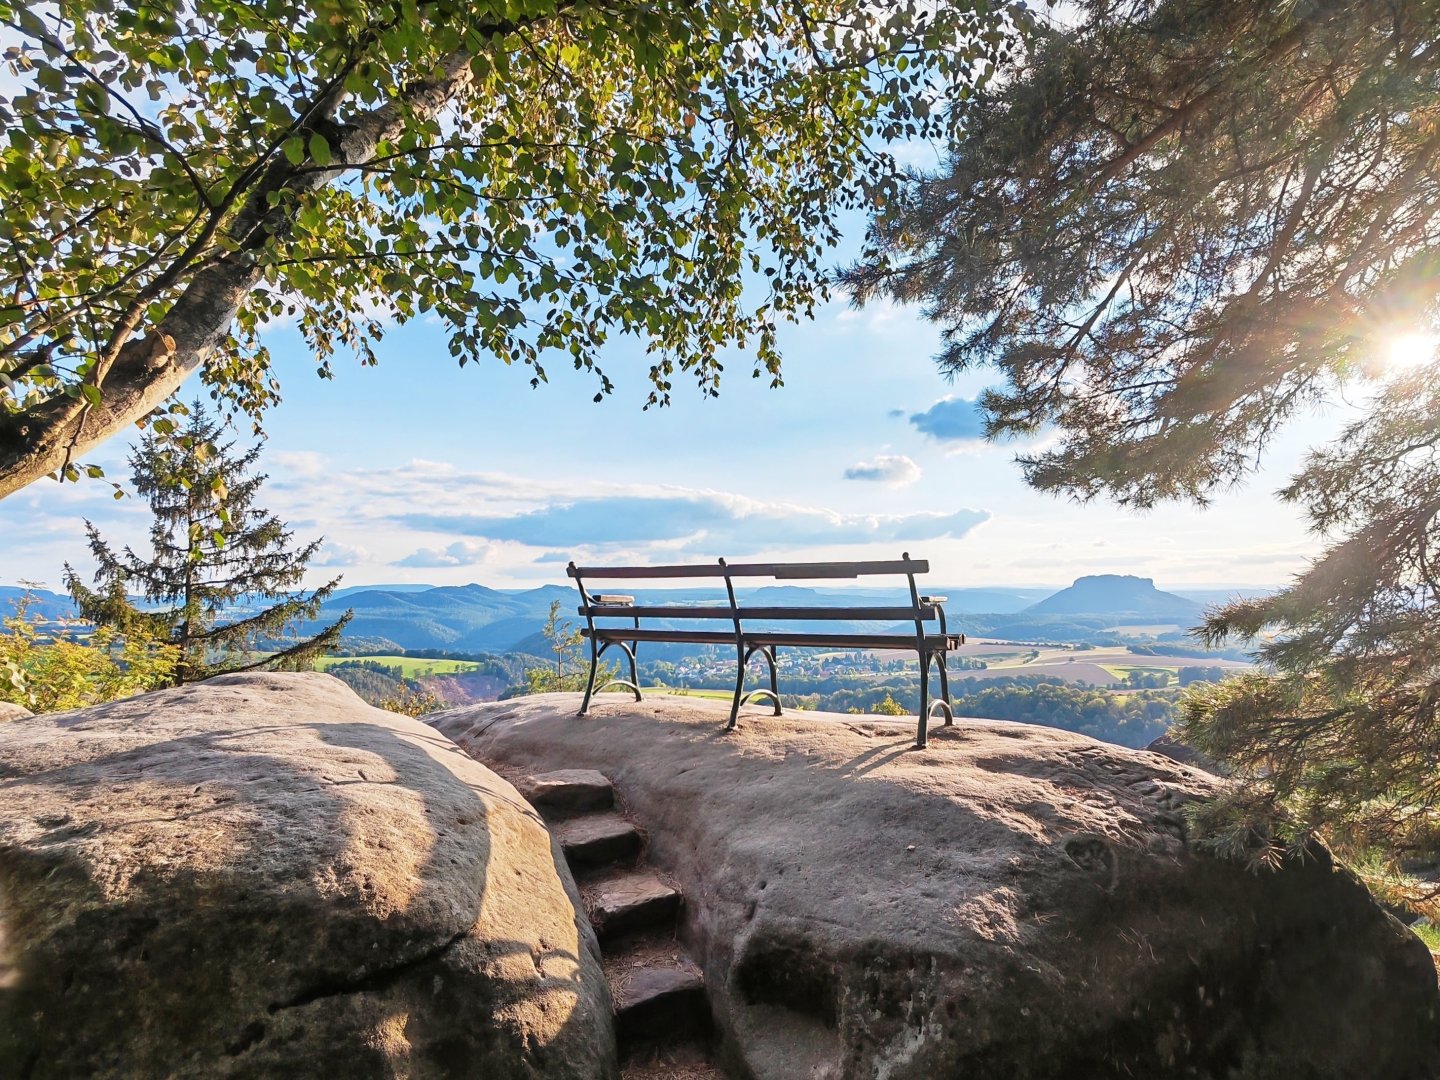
[517,769,614,817]
[553,812,641,870]
[620,1041,726,1079]
[605,938,708,1046]
[583,869,681,939]
[613,965,708,1044]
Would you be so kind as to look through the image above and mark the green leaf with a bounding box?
[308,133,332,166]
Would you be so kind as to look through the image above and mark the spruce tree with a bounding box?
[66,403,351,684]
[844,0,1440,894]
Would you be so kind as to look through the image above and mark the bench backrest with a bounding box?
[567,557,927,580]
[568,555,946,637]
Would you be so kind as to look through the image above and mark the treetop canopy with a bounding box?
[0,0,1030,499]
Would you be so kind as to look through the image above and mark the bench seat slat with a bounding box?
[725,559,927,578]
[584,627,738,644]
[580,605,938,621]
[585,628,960,650]
[737,605,938,621]
[580,606,738,620]
[743,632,960,650]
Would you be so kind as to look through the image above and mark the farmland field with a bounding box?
[645,685,734,701]
[314,655,482,677]
[938,642,1254,687]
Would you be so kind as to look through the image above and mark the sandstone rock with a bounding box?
[0,672,615,1079]
[583,869,681,939]
[0,701,32,722]
[1147,732,1225,774]
[552,813,641,868]
[433,694,1440,1080]
[518,769,615,813]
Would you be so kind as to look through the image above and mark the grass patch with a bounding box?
[1101,663,1178,680]
[1413,921,1440,953]
[314,654,481,676]
[647,684,734,701]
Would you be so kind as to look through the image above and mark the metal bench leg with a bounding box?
[916,652,931,749]
[579,637,600,717]
[937,650,953,726]
[765,646,782,716]
[625,640,642,703]
[727,651,745,731]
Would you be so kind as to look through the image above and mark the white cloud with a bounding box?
[256,454,996,569]
[270,451,330,479]
[393,540,495,568]
[395,494,989,555]
[835,294,907,332]
[844,455,922,486]
[313,541,372,567]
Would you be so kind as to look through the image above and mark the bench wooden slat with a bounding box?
[725,559,928,579]
[584,627,738,644]
[571,558,929,580]
[569,563,726,579]
[586,628,960,650]
[742,632,960,650]
[580,605,938,622]
[735,605,938,621]
[580,606,737,620]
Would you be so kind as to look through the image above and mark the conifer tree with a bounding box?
[66,402,351,684]
[844,0,1440,892]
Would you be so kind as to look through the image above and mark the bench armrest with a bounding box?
[592,594,635,605]
[920,596,949,636]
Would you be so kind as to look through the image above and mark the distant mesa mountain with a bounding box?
[1023,575,1202,620]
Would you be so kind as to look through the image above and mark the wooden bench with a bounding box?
[566,554,963,748]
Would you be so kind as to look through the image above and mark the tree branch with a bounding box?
[0,8,568,499]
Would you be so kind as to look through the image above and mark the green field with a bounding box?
[1098,663,1182,680]
[645,684,734,701]
[314,655,482,677]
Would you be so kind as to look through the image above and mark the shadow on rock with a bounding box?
[0,672,615,1079]
[432,692,1440,1080]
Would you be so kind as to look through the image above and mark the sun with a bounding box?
[1385,331,1439,372]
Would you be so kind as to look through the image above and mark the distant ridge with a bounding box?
[0,585,76,622]
[1024,575,1201,620]
[10,577,1239,654]
[329,583,435,600]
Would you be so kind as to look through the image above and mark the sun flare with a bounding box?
[1385,331,1439,372]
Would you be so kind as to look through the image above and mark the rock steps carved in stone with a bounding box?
[553,811,643,868]
[521,769,721,1077]
[583,868,682,939]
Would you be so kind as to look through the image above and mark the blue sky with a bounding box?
[2,270,1340,595]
